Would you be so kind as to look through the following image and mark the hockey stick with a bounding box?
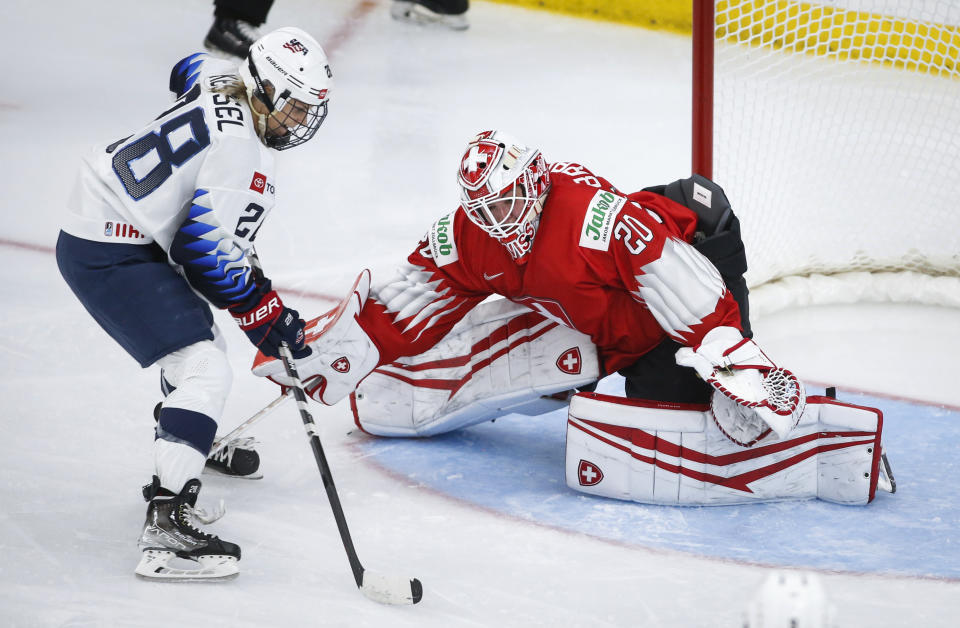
[208,391,292,458]
[278,343,423,605]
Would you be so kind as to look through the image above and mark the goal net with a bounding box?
[692,0,960,315]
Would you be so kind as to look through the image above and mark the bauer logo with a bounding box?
[579,190,625,251]
[557,347,582,375]
[578,459,604,486]
[429,212,459,267]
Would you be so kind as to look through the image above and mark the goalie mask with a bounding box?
[239,27,333,150]
[457,131,551,264]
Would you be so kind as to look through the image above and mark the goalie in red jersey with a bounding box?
[256,130,894,507]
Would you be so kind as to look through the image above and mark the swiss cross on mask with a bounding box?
[459,141,502,188]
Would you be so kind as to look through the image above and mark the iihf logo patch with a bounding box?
[250,172,267,193]
[578,460,603,486]
[104,221,113,237]
[332,357,350,373]
[556,347,582,375]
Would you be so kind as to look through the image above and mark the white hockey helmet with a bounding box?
[457,130,551,264]
[744,571,837,628]
[239,26,333,150]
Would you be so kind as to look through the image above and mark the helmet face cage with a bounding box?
[263,86,328,150]
[458,134,550,263]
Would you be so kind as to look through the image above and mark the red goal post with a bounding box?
[691,0,960,314]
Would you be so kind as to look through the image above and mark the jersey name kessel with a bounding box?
[579,189,626,251]
[427,212,459,266]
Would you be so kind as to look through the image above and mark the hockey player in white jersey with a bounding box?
[56,27,332,580]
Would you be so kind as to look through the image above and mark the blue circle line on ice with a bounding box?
[351,377,960,581]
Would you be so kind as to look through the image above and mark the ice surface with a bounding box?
[1,0,958,626]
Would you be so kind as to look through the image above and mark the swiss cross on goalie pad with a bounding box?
[350,298,600,437]
[565,391,894,506]
[577,459,604,486]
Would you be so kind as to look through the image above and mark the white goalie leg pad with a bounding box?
[565,392,886,506]
[351,298,599,437]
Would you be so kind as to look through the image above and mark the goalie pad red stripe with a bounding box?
[372,319,560,397]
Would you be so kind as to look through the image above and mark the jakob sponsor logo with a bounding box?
[428,212,459,267]
[579,190,625,251]
[578,459,604,486]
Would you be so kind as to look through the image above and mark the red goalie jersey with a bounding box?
[358,161,744,375]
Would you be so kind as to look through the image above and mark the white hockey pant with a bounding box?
[351,299,600,436]
[566,392,888,506]
[154,330,232,492]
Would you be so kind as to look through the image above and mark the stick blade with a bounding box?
[359,570,423,605]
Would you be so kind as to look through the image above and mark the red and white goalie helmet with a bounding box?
[457,131,551,263]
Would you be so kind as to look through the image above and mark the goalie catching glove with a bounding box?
[675,326,805,446]
[251,270,379,405]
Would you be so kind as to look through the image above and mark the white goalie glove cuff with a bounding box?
[252,271,380,406]
[675,326,805,443]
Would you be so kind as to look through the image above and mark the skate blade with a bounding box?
[135,549,239,582]
[202,465,263,480]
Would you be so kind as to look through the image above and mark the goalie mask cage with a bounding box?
[692,0,960,315]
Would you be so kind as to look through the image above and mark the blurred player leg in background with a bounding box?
[205,0,275,58]
[391,0,469,30]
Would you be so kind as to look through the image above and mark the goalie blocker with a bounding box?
[567,391,894,506]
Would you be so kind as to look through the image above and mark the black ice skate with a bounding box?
[390,0,469,30]
[203,17,261,59]
[205,436,263,480]
[135,477,241,581]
